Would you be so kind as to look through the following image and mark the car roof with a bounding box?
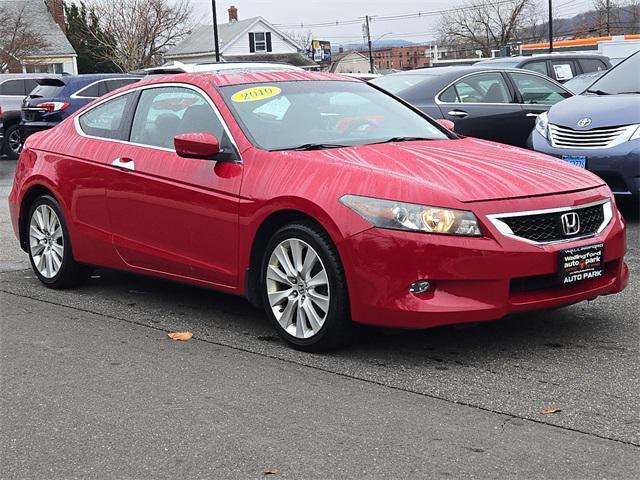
[0,73,64,80]
[383,65,530,77]
[140,71,359,87]
[144,61,303,74]
[478,53,608,63]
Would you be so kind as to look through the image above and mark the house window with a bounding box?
[249,32,272,53]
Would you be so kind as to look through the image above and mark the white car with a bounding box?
[145,61,303,75]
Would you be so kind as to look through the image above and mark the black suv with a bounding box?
[476,54,612,83]
[0,74,61,159]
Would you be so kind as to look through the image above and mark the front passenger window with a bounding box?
[130,87,225,150]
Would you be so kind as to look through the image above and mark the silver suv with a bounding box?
[0,74,61,159]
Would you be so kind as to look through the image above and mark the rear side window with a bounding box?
[522,61,548,76]
[442,72,511,104]
[0,79,25,95]
[78,93,135,140]
[76,82,101,98]
[103,78,140,94]
[510,73,572,104]
[579,58,607,73]
[24,79,40,94]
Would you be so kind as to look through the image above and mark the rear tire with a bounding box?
[27,195,90,289]
[2,124,22,160]
[261,221,352,352]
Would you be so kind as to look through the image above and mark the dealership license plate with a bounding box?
[561,155,587,168]
[559,244,604,285]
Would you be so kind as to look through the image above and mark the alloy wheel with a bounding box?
[29,204,64,278]
[7,128,22,155]
[266,238,330,339]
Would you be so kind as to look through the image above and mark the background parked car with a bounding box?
[563,70,606,94]
[0,74,62,159]
[476,53,611,83]
[529,51,640,200]
[20,74,142,143]
[371,66,573,147]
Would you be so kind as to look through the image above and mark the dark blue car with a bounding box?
[530,51,640,201]
[20,74,141,141]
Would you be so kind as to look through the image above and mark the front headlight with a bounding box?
[630,125,640,140]
[340,195,482,236]
[535,111,549,139]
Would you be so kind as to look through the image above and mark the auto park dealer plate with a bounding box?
[559,243,604,285]
[561,155,587,168]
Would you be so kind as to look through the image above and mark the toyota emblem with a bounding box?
[577,117,592,128]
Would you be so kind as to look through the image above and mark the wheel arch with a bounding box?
[18,184,60,252]
[244,208,343,308]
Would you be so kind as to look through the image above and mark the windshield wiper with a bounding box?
[585,89,612,95]
[277,143,350,151]
[615,91,640,94]
[370,136,435,145]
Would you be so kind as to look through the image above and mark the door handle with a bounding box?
[447,110,468,118]
[111,158,135,171]
[526,113,540,117]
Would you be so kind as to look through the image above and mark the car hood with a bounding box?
[301,138,604,203]
[548,94,640,129]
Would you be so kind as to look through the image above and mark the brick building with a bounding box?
[369,46,429,71]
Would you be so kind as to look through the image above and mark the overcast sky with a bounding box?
[189,0,595,45]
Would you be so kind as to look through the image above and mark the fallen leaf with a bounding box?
[541,407,561,415]
[167,331,193,341]
[263,469,279,476]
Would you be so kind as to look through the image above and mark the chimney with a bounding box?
[46,0,66,33]
[228,5,238,23]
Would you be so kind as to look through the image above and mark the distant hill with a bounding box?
[333,39,417,52]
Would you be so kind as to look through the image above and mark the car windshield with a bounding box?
[564,72,604,94]
[585,52,640,95]
[220,80,449,151]
[369,74,431,94]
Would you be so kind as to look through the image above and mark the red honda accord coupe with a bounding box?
[8,71,628,350]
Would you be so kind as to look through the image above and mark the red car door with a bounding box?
[105,85,242,287]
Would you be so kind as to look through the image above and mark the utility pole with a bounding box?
[365,15,374,74]
[211,0,220,62]
[606,0,611,35]
[548,0,554,53]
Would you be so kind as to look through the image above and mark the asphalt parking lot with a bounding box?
[1,158,638,479]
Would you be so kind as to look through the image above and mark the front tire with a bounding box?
[261,222,352,352]
[27,195,89,289]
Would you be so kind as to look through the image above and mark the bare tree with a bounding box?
[438,0,539,57]
[0,5,48,73]
[87,0,193,72]
[287,30,313,53]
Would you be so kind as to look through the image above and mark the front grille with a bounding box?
[499,204,605,243]
[549,124,629,149]
[510,260,614,294]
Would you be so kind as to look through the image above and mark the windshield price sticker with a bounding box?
[231,86,282,103]
[559,243,604,284]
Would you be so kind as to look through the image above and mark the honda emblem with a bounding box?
[561,212,580,236]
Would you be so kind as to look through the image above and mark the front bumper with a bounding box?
[339,188,628,329]
[529,130,640,198]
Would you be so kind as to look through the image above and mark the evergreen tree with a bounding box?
[65,2,117,73]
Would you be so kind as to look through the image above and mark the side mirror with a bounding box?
[436,119,455,131]
[174,132,220,159]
